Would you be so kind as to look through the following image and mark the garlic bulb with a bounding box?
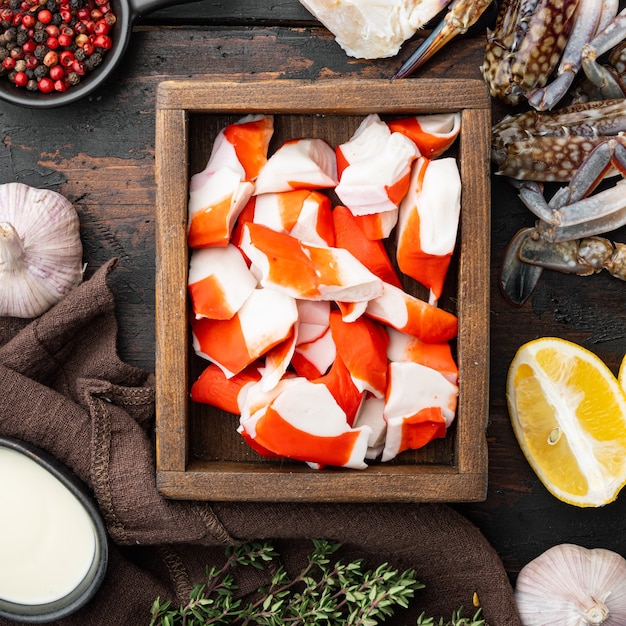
[0,182,83,318]
[515,543,626,625]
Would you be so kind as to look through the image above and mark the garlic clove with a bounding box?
[0,183,83,319]
[515,543,626,625]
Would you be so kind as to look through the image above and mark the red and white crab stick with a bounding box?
[240,222,383,303]
[382,361,459,462]
[254,138,338,194]
[239,378,371,470]
[388,112,461,159]
[188,244,256,320]
[397,156,462,304]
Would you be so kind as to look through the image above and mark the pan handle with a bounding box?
[128,0,200,20]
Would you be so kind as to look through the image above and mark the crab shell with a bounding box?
[481,0,581,106]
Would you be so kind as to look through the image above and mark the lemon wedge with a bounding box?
[507,337,626,507]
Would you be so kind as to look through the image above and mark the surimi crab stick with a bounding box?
[193,114,274,185]
[192,287,298,377]
[291,326,336,379]
[190,363,262,414]
[397,156,462,304]
[335,125,419,216]
[254,138,338,195]
[382,361,459,461]
[387,112,461,159]
[366,282,458,343]
[328,310,388,398]
[188,244,257,320]
[188,167,254,248]
[386,327,458,385]
[332,204,402,287]
[253,189,335,247]
[240,222,383,302]
[239,378,371,470]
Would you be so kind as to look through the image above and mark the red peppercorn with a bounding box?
[44,24,59,37]
[90,8,102,20]
[11,13,22,26]
[46,35,59,49]
[59,50,73,66]
[37,76,54,93]
[57,33,72,47]
[72,58,85,75]
[37,9,52,24]
[13,70,28,86]
[53,78,67,91]
[2,57,15,70]
[76,7,90,20]
[93,18,109,35]
[25,54,38,69]
[21,13,35,27]
[48,64,64,80]
[82,41,94,55]
[0,8,13,21]
[59,9,71,23]
[93,34,111,49]
[21,39,36,54]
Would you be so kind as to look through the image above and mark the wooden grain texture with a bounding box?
[154,77,490,502]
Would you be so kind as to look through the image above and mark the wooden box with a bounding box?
[154,78,491,502]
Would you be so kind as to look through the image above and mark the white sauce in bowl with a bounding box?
[0,447,97,605]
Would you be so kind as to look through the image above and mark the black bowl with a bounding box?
[0,437,108,623]
[0,0,189,109]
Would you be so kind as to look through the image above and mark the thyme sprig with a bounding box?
[148,539,485,626]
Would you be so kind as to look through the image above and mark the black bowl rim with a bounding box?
[0,436,109,624]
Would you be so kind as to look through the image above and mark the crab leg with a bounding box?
[392,0,494,80]
[581,8,626,99]
[527,0,612,111]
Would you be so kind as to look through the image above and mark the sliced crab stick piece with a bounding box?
[254,138,338,195]
[335,300,368,323]
[296,300,331,345]
[188,244,257,320]
[190,363,262,414]
[386,327,458,385]
[335,128,419,216]
[382,361,459,461]
[333,204,401,287]
[291,326,336,379]
[192,287,298,377]
[240,379,371,469]
[328,310,389,398]
[387,112,461,159]
[314,354,365,426]
[336,114,394,176]
[241,222,383,302]
[353,395,387,459]
[353,210,398,241]
[254,189,335,246]
[188,166,255,248]
[258,327,297,392]
[366,282,458,343]
[192,114,274,186]
[397,157,461,304]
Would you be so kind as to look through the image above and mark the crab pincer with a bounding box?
[392,0,495,80]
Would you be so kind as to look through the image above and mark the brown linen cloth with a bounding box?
[0,259,521,626]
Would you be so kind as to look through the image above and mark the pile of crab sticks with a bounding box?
[187,111,463,470]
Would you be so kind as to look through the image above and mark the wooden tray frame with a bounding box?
[155,78,491,502]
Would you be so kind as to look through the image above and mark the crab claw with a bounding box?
[499,228,544,307]
[392,0,495,80]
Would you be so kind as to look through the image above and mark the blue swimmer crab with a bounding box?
[493,99,626,306]
[482,0,626,111]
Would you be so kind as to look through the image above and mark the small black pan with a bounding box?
[0,0,192,109]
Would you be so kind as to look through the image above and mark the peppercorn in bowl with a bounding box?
[154,78,491,503]
[0,0,130,108]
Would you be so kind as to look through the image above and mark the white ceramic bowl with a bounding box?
[0,437,108,623]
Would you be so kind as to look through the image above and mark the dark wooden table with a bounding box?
[2,0,626,588]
